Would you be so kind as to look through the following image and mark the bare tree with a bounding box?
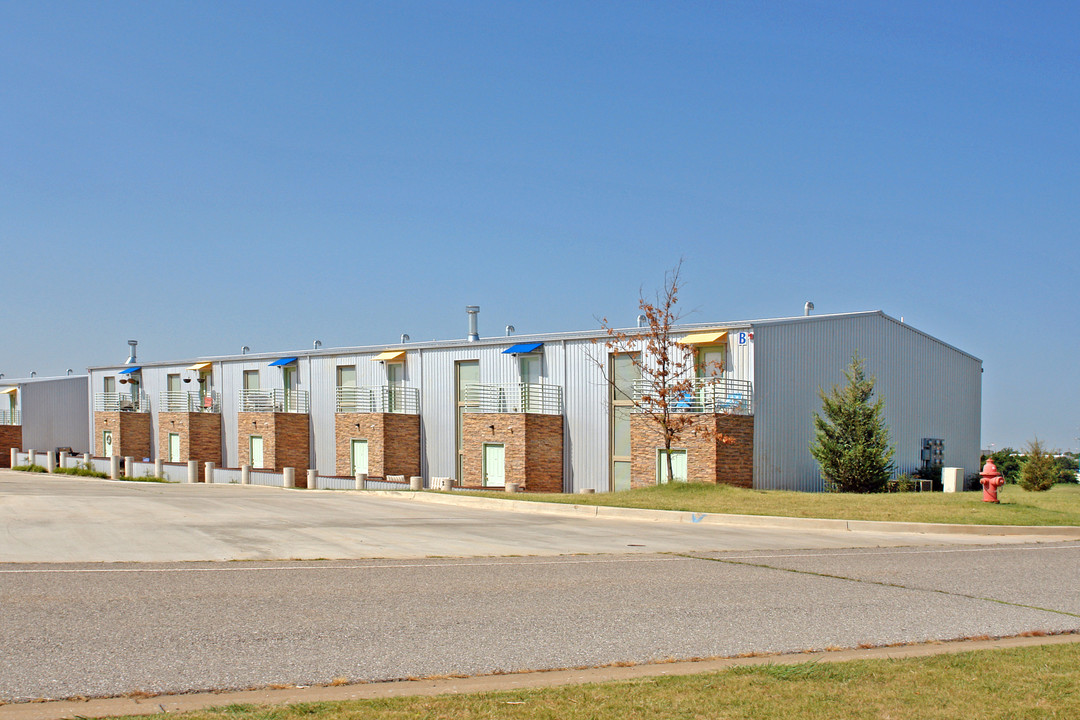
[593,261,724,487]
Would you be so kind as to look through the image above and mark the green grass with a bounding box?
[114,642,1080,720]
[10,464,47,473]
[120,474,174,483]
[457,482,1080,526]
[53,464,109,478]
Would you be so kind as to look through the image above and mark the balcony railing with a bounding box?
[336,385,420,414]
[94,392,149,412]
[0,409,19,425]
[632,377,753,415]
[238,388,310,413]
[159,390,221,413]
[464,383,563,415]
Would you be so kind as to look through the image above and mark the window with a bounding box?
[243,370,260,391]
[167,374,181,394]
[103,376,115,394]
[695,346,725,378]
[336,365,356,388]
[656,449,688,484]
[455,360,479,480]
[518,355,542,412]
[387,362,404,412]
[610,353,639,491]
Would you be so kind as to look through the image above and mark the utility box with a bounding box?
[942,466,963,493]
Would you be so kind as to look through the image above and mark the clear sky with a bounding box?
[1,2,1077,451]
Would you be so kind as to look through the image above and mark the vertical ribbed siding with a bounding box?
[18,377,90,453]
[752,313,982,491]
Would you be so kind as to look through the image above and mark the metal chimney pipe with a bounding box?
[466,306,480,341]
[67,369,73,376]
[313,340,322,350]
[401,334,410,343]
[637,314,647,328]
[505,325,515,336]
[241,346,250,355]
[30,371,36,378]
[126,340,138,364]
[804,302,814,316]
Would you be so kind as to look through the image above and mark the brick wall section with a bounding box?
[237,412,310,486]
[0,425,22,466]
[94,412,152,460]
[461,413,564,492]
[630,413,754,488]
[157,412,222,481]
[335,413,421,478]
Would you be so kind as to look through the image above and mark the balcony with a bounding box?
[0,409,19,425]
[632,377,753,415]
[464,383,563,415]
[159,390,221,413]
[336,385,419,414]
[238,388,310,413]
[94,392,149,412]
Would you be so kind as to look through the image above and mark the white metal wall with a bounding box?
[16,376,90,453]
[751,313,982,491]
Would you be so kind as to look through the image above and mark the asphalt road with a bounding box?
[2,543,1079,701]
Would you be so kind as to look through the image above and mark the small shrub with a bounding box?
[1020,439,1056,492]
[53,462,109,479]
[886,474,916,493]
[12,464,47,473]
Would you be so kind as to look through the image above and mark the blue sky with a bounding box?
[1,1,1077,450]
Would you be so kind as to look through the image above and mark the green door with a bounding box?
[483,443,505,487]
[250,435,264,468]
[102,430,114,457]
[657,449,688,484]
[350,439,369,475]
[168,433,180,462]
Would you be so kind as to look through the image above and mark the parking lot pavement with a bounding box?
[0,474,1056,563]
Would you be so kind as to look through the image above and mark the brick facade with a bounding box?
[94,412,152,460]
[157,412,222,481]
[461,413,564,492]
[0,425,22,466]
[237,412,310,485]
[334,413,421,478]
[630,413,754,488]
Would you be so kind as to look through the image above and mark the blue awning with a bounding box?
[268,357,297,367]
[117,366,141,375]
[503,342,543,355]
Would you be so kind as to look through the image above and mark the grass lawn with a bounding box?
[455,482,1080,526]
[128,642,1080,720]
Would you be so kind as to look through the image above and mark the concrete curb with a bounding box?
[364,490,1080,538]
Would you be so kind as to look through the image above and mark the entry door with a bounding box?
[250,435,265,468]
[351,439,369,475]
[168,433,180,462]
[282,367,296,412]
[657,449,688,484]
[519,355,541,412]
[102,430,114,457]
[386,362,404,412]
[483,443,505,487]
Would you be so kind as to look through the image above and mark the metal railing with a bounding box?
[159,390,221,413]
[632,377,753,415]
[237,388,310,413]
[335,385,420,414]
[0,409,19,425]
[94,392,149,412]
[464,383,563,415]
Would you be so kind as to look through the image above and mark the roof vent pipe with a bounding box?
[313,340,322,350]
[466,305,480,342]
[67,369,73,376]
[505,325,515,336]
[30,371,36,378]
[126,340,138,364]
[241,346,250,355]
[804,301,814,316]
[637,314,647,328]
[401,334,410,343]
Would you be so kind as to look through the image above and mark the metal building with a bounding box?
[0,374,90,460]
[83,309,981,492]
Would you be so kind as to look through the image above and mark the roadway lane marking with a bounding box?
[0,556,685,575]
[712,543,1080,562]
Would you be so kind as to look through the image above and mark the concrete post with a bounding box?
[284,467,295,489]
[27,450,35,467]
[942,467,963,493]
[505,482,520,493]
[44,451,56,473]
[437,477,454,491]
[205,462,215,484]
[307,469,317,490]
[241,464,251,485]
[83,453,91,466]
[10,448,17,468]
[355,471,367,490]
[578,488,596,494]
[155,458,164,478]
[124,456,135,478]
[409,475,423,491]
[111,456,121,480]
[187,460,198,484]
[59,451,69,470]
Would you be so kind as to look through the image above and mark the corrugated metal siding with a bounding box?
[752,314,981,491]
[18,377,90,452]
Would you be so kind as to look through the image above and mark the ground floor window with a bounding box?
[656,449,688,484]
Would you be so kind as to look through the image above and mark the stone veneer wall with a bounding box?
[237,412,310,485]
[630,413,754,489]
[94,412,152,460]
[461,413,564,492]
[157,412,222,481]
[0,425,22,466]
[334,413,421,478]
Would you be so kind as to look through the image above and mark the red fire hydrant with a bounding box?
[980,460,1005,503]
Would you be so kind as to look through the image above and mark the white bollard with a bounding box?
[44,451,55,473]
[578,488,596,494]
[355,471,367,490]
[155,458,164,478]
[439,477,454,491]
[505,482,520,493]
[241,464,251,485]
[10,448,17,468]
[27,449,36,467]
[59,451,69,470]
[111,456,121,480]
[205,462,215,484]
[284,467,295,489]
[307,469,317,490]
[942,467,963,493]
[409,475,423,491]
[187,460,198,484]
[124,456,135,478]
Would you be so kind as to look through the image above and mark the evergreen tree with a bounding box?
[1020,438,1056,491]
[810,353,895,493]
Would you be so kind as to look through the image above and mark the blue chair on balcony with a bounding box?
[718,392,744,413]
[672,391,693,412]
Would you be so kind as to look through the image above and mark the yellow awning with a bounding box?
[372,350,406,362]
[678,330,728,345]
[0,387,16,395]
[186,362,213,372]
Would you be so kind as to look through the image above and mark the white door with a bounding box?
[250,435,264,468]
[168,433,180,462]
[483,443,505,487]
[102,430,113,457]
[657,449,688,484]
[351,439,369,475]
